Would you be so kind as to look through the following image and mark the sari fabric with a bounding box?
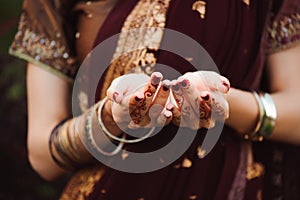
[9,0,300,199]
[86,0,270,199]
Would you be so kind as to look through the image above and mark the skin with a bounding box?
[26,44,300,181]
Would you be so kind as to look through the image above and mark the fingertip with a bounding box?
[166,103,174,111]
[177,77,190,89]
[200,91,211,101]
[151,72,163,86]
[162,80,171,91]
[170,80,180,92]
[221,80,230,93]
[164,110,172,118]
[134,91,144,101]
[113,92,124,103]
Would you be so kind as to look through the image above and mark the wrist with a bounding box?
[100,98,123,136]
[225,88,258,135]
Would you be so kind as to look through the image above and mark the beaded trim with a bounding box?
[9,13,77,80]
[100,0,171,99]
[266,11,300,53]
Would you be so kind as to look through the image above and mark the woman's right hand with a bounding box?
[106,72,173,130]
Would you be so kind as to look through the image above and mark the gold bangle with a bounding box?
[85,102,124,156]
[97,97,156,144]
[58,121,84,164]
[259,93,277,137]
[49,119,75,171]
[251,91,264,134]
[244,91,264,142]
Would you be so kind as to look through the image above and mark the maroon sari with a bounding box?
[9,0,300,199]
[83,0,270,199]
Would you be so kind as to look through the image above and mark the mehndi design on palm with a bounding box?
[106,72,172,129]
[169,71,230,130]
[106,71,230,130]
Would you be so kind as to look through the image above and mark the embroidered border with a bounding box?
[266,11,300,53]
[9,13,77,81]
[100,0,171,99]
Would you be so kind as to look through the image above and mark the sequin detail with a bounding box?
[266,11,300,53]
[9,13,77,80]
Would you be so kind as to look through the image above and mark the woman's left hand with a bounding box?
[168,71,230,130]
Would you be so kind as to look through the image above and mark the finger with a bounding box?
[177,77,201,115]
[197,71,230,94]
[122,72,162,112]
[220,76,230,93]
[107,73,151,103]
[170,80,184,107]
[106,76,125,103]
[166,103,181,126]
[198,91,213,129]
[210,92,229,120]
[129,76,166,127]
[151,80,171,111]
[156,109,172,127]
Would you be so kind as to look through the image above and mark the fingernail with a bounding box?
[201,92,210,101]
[113,92,119,102]
[172,84,180,91]
[164,111,172,118]
[152,76,161,86]
[163,84,170,91]
[135,96,142,101]
[166,104,174,111]
[180,79,189,87]
[222,81,230,92]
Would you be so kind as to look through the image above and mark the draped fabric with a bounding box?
[84,0,270,199]
[9,0,300,199]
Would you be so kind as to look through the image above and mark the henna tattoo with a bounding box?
[199,100,211,121]
[211,98,227,119]
[129,84,156,127]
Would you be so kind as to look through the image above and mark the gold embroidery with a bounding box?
[192,1,207,19]
[246,143,265,180]
[243,0,250,7]
[9,13,77,79]
[100,0,171,99]
[182,157,193,168]
[61,1,172,198]
[266,11,300,53]
[197,145,206,158]
[60,166,105,200]
[246,162,264,180]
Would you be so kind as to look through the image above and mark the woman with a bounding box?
[10,0,300,199]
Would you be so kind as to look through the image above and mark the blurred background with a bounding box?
[0,1,65,199]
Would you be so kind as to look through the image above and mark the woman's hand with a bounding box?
[169,71,230,130]
[106,72,173,130]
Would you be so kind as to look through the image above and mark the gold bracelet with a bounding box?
[244,92,277,142]
[244,91,264,142]
[49,119,75,171]
[259,93,277,137]
[58,121,85,164]
[97,97,156,144]
[85,102,124,156]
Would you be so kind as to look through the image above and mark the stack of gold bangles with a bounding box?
[49,119,89,171]
[244,91,277,141]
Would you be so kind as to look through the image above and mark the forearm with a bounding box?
[27,63,123,181]
[225,88,300,145]
[225,88,258,134]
